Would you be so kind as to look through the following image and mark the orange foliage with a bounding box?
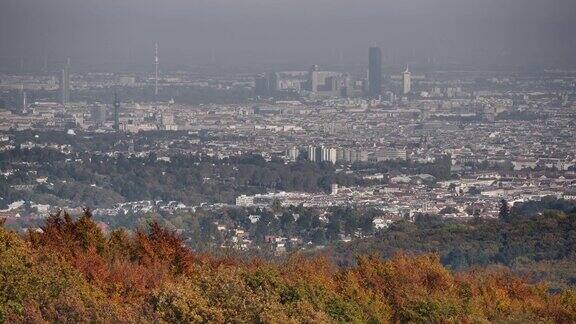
[1,210,575,323]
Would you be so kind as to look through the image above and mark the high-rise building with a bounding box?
[254,72,279,98]
[128,139,135,155]
[321,147,337,164]
[341,148,369,163]
[402,65,411,95]
[368,47,382,98]
[306,65,345,97]
[60,58,70,105]
[307,145,324,162]
[377,147,407,161]
[307,145,317,162]
[90,104,107,125]
[286,146,300,162]
[331,183,339,195]
[254,74,269,97]
[308,64,320,92]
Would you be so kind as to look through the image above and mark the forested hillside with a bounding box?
[330,199,576,290]
[1,210,575,323]
[0,149,365,208]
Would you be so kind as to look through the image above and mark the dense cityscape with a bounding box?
[1,45,575,254]
[1,0,576,322]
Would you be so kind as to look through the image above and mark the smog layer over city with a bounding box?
[1,0,576,322]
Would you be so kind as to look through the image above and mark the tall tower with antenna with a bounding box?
[60,58,71,106]
[113,92,120,131]
[154,43,159,97]
[21,84,27,113]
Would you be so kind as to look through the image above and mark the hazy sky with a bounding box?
[1,0,575,70]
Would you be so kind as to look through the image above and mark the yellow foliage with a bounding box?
[1,214,575,323]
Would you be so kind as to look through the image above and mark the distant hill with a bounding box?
[328,199,576,291]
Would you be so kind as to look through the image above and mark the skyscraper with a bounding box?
[368,47,382,98]
[60,58,70,105]
[308,64,320,92]
[254,72,278,98]
[402,65,411,95]
[308,145,316,162]
[255,73,270,98]
[89,104,106,126]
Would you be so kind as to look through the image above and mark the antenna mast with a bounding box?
[154,43,159,97]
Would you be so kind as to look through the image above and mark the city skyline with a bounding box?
[1,1,576,321]
[1,0,576,71]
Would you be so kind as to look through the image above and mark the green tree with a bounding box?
[499,199,510,221]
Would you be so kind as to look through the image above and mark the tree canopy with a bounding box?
[1,210,575,322]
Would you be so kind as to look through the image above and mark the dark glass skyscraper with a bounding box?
[368,47,382,98]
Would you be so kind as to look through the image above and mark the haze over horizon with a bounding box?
[1,0,576,71]
[2,2,576,322]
